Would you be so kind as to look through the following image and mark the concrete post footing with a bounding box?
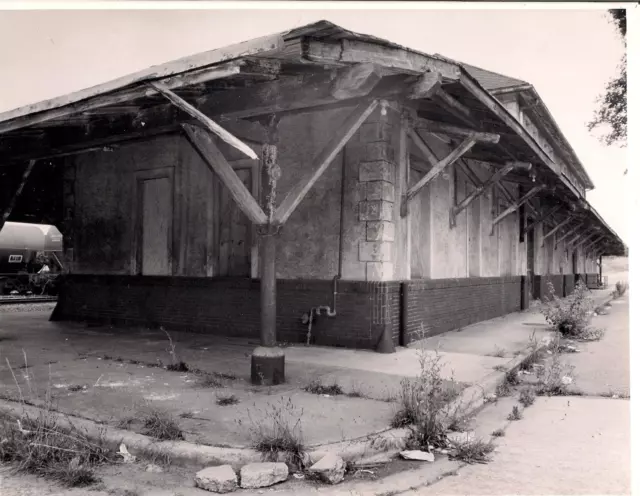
[251,346,285,385]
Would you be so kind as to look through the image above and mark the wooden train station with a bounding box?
[0,21,625,383]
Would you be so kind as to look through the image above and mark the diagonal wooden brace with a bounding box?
[402,133,477,218]
[572,232,600,251]
[182,123,268,225]
[273,99,379,225]
[540,215,573,246]
[150,81,258,160]
[583,234,605,253]
[554,221,583,247]
[0,159,36,233]
[450,162,518,227]
[523,205,562,235]
[491,184,545,233]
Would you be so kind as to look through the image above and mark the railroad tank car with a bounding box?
[0,222,63,294]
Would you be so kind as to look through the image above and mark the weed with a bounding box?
[495,381,511,398]
[246,397,305,470]
[392,345,462,451]
[166,361,189,372]
[346,390,364,398]
[540,281,596,339]
[140,408,184,441]
[178,412,195,419]
[493,365,508,372]
[489,346,507,358]
[613,281,628,298]
[507,406,522,421]
[491,428,505,437]
[448,416,472,433]
[518,387,536,408]
[449,438,495,464]
[505,368,520,385]
[536,350,575,396]
[67,384,84,392]
[0,410,113,487]
[216,394,240,406]
[194,373,224,389]
[303,379,343,396]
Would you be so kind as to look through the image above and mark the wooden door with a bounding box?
[140,177,172,276]
[218,168,252,277]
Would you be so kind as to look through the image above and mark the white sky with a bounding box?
[0,5,629,242]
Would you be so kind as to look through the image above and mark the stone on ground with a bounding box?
[240,462,288,488]
[145,463,163,473]
[399,450,435,462]
[195,465,238,493]
[353,452,394,467]
[309,453,347,484]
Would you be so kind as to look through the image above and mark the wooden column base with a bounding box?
[251,346,285,385]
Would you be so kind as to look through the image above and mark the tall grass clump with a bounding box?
[541,281,603,340]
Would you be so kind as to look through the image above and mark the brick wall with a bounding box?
[51,275,400,350]
[402,276,522,344]
[533,275,564,301]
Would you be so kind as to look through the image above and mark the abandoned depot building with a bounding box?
[0,21,625,379]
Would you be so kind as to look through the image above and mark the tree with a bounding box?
[587,9,627,148]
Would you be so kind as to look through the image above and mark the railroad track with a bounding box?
[0,296,57,305]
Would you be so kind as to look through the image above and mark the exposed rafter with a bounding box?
[491,184,545,232]
[554,222,584,247]
[524,205,562,235]
[541,215,573,244]
[0,160,36,233]
[414,119,500,143]
[330,63,383,100]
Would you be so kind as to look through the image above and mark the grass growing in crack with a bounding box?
[518,387,536,408]
[495,380,512,398]
[391,342,462,451]
[0,410,114,487]
[216,394,240,406]
[246,397,305,470]
[166,362,189,372]
[488,346,507,358]
[535,349,575,396]
[507,406,522,421]
[140,408,184,441]
[491,428,505,437]
[449,438,495,464]
[194,373,224,389]
[493,365,508,372]
[303,379,343,396]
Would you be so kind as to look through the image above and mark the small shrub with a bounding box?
[393,350,461,450]
[216,394,239,406]
[491,428,505,437]
[495,381,511,398]
[540,281,594,338]
[166,362,189,372]
[493,365,508,372]
[140,408,183,441]
[195,373,223,389]
[0,411,113,487]
[614,281,628,298]
[303,380,343,396]
[518,388,536,408]
[536,351,575,396]
[449,438,495,464]
[489,346,507,358]
[507,406,522,421]
[505,368,520,385]
[247,397,305,470]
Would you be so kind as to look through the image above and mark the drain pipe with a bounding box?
[302,149,347,345]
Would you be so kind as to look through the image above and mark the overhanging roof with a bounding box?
[0,20,624,254]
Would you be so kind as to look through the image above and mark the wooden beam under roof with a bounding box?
[415,118,500,143]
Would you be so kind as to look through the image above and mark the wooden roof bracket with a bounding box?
[524,204,561,236]
[490,184,545,235]
[554,221,584,247]
[451,161,530,228]
[571,232,600,251]
[540,213,573,247]
[0,159,36,233]
[150,81,258,160]
[401,132,478,218]
[583,235,606,253]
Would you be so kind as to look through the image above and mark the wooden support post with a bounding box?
[251,136,285,386]
[0,160,36,233]
[491,184,545,233]
[402,133,477,217]
[274,99,379,225]
[450,162,516,227]
[598,253,603,285]
[554,222,583,246]
[182,124,268,225]
[541,215,573,245]
[150,81,259,160]
[524,205,562,235]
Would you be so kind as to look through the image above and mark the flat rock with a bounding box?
[353,452,394,467]
[399,450,435,462]
[240,462,288,489]
[309,453,346,484]
[195,465,238,493]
